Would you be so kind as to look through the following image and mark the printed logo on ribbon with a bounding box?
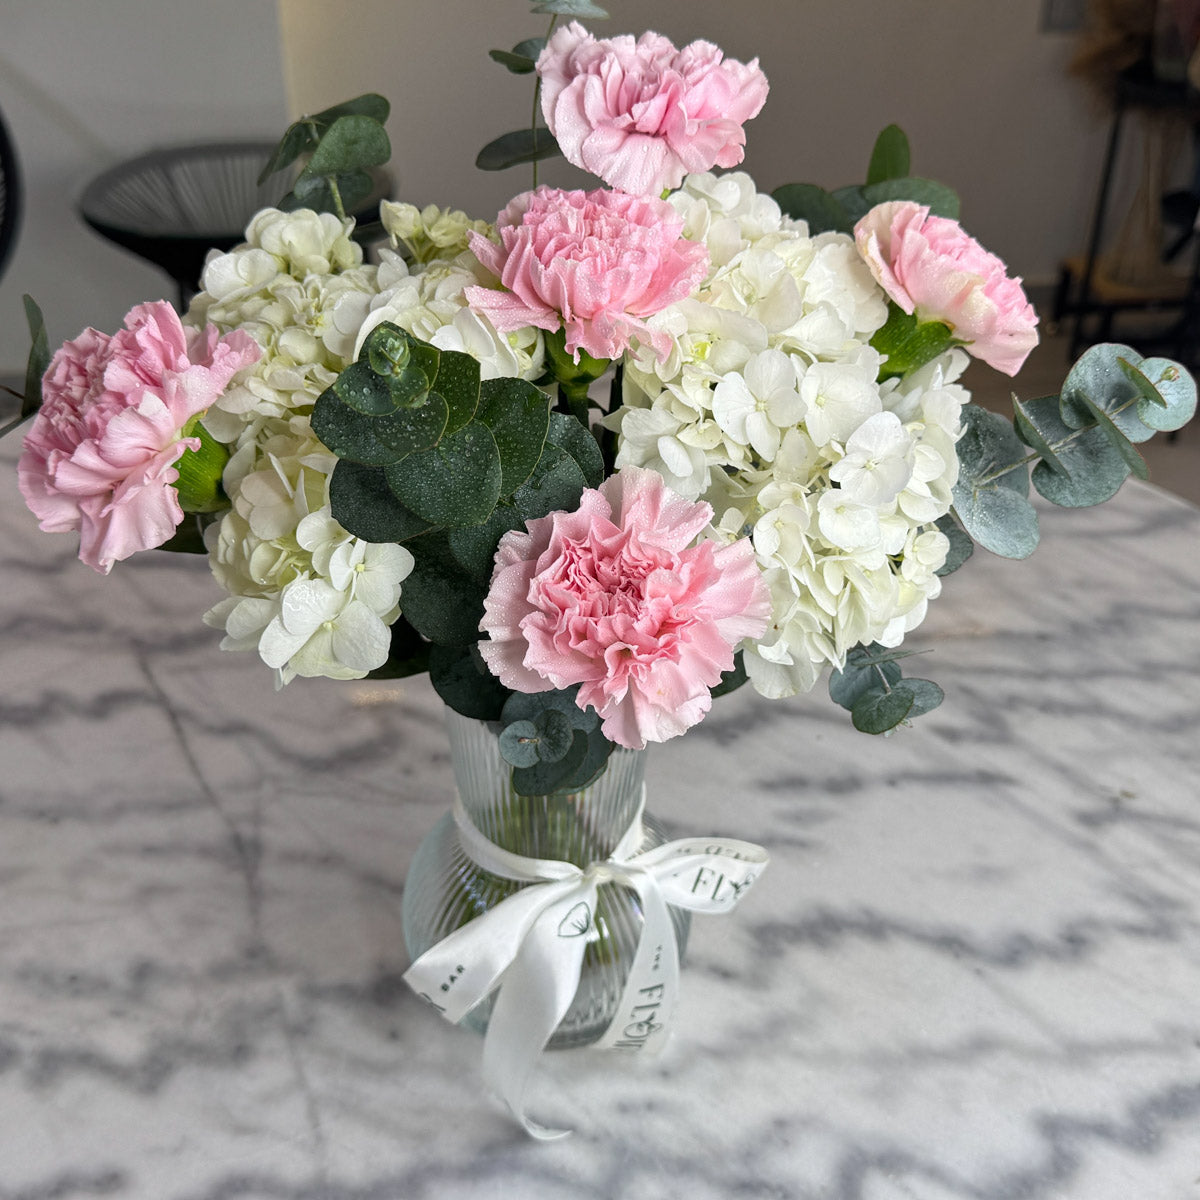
[556,901,592,938]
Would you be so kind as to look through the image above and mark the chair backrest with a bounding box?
[0,106,21,283]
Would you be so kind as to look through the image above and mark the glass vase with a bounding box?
[402,708,690,1048]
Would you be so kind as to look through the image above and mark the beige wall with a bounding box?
[279,0,1109,287]
[0,0,287,373]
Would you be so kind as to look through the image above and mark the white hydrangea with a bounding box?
[187,204,513,685]
[612,172,967,699]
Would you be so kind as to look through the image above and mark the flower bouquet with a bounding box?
[5,1,1196,1137]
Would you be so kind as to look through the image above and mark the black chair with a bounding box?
[79,142,389,309]
[0,105,22,283]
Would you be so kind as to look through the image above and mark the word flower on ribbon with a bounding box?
[403,789,768,1139]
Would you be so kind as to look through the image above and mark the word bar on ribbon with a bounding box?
[403,787,768,1139]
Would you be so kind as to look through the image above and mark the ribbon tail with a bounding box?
[482,880,598,1139]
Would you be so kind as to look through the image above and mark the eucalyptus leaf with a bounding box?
[893,678,944,718]
[400,541,486,645]
[510,444,588,521]
[1078,391,1149,480]
[531,0,610,16]
[499,710,573,767]
[933,513,974,576]
[501,685,597,733]
[490,49,538,73]
[257,122,313,186]
[1058,343,1143,430]
[546,411,604,487]
[22,295,48,419]
[367,616,431,680]
[431,348,482,435]
[1031,426,1130,508]
[301,114,391,177]
[1012,394,1071,475]
[386,420,503,527]
[308,93,391,127]
[280,169,373,216]
[511,730,589,796]
[952,479,1040,559]
[829,644,902,711]
[372,392,448,457]
[476,376,552,496]
[1135,356,1197,432]
[311,390,402,466]
[862,177,960,220]
[851,687,915,734]
[328,461,432,543]
[710,652,748,699]
[335,360,399,416]
[476,127,563,171]
[865,124,911,186]
[954,404,1031,496]
[445,502,522,584]
[770,183,852,235]
[831,185,871,225]
[428,643,510,721]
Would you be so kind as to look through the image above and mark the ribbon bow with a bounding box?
[403,788,768,1138]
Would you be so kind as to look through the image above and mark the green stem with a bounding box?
[558,381,591,429]
[327,175,346,220]
[531,15,557,190]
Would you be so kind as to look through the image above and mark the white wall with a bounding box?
[0,0,287,374]
[279,0,1110,288]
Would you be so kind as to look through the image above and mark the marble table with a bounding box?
[2,439,1199,1200]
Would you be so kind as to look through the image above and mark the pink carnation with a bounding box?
[479,466,771,750]
[465,186,708,363]
[18,301,259,573]
[537,22,769,197]
[854,201,1039,376]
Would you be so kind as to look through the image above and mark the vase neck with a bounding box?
[444,709,647,867]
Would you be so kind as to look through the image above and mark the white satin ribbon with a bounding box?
[403,786,768,1139]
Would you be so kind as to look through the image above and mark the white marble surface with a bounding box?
[2,439,1199,1200]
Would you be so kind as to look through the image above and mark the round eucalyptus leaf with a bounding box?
[851,687,915,734]
[1136,357,1197,432]
[499,720,545,768]
[1031,425,1130,508]
[386,421,502,528]
[951,477,1040,559]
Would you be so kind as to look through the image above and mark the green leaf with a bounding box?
[546,411,604,488]
[933,513,974,576]
[769,183,852,235]
[174,417,230,513]
[372,393,449,457]
[531,0,609,15]
[367,616,430,680]
[22,295,49,419]
[871,304,957,380]
[514,37,547,59]
[281,168,374,216]
[866,124,910,187]
[386,420,503,527]
[157,514,211,555]
[510,443,587,522]
[1058,343,1145,433]
[952,405,1040,559]
[309,93,391,127]
[428,643,510,721]
[311,390,400,466]
[862,177,960,220]
[831,185,871,225]
[431,348,481,435]
[476,127,563,171]
[1012,394,1072,476]
[1134,356,1197,432]
[499,709,574,767]
[328,460,432,542]
[1031,426,1130,508]
[476,376,551,496]
[301,114,391,178]
[490,49,538,73]
[710,652,748,699]
[829,644,902,711]
[1078,390,1149,480]
[851,686,915,734]
[445,502,522,584]
[257,122,314,185]
[401,539,486,645]
[501,685,598,734]
[511,724,613,796]
[334,360,400,416]
[893,677,944,718]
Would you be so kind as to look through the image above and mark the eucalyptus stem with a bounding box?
[327,175,346,220]
[972,394,1144,490]
[531,15,557,189]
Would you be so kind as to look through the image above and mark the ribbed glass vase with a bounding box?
[402,708,690,1048]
